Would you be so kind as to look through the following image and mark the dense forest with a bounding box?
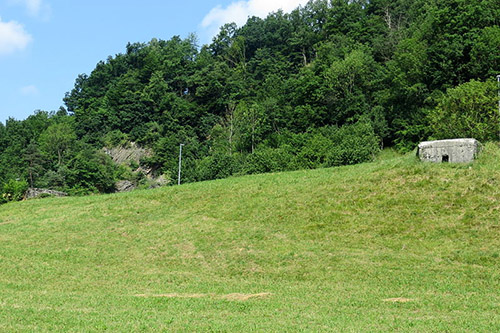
[1,0,499,203]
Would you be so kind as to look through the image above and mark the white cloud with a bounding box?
[0,17,32,55]
[20,85,39,96]
[201,0,309,40]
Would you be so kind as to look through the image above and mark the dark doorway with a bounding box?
[442,154,449,163]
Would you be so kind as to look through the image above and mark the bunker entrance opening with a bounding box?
[442,154,449,163]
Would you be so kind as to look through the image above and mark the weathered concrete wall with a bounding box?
[418,139,480,163]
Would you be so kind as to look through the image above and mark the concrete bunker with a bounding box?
[417,138,480,163]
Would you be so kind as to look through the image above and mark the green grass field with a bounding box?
[1,144,499,331]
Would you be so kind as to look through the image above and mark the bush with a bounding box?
[1,179,29,203]
[295,121,380,168]
[195,152,235,181]
[242,146,295,175]
[296,132,332,169]
[326,121,380,166]
[65,149,117,194]
[428,79,498,142]
[37,168,67,190]
[190,121,380,182]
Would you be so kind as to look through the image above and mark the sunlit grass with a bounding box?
[0,144,499,331]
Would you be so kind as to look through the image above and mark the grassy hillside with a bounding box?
[0,144,499,332]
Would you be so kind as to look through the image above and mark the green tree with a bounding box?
[234,101,265,153]
[24,142,45,187]
[39,122,76,166]
[428,79,499,142]
[66,148,117,194]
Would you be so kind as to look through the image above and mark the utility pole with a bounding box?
[178,143,184,185]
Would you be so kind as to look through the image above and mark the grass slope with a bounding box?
[0,144,499,331]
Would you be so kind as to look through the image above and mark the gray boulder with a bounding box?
[25,188,68,200]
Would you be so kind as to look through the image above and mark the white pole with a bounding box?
[178,143,184,185]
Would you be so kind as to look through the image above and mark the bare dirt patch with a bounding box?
[221,293,272,301]
[383,297,414,303]
[135,293,208,299]
[134,292,272,301]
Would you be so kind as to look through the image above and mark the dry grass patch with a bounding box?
[134,292,272,301]
[134,293,208,299]
[383,297,414,303]
[220,293,272,301]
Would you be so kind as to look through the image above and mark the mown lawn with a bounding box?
[0,144,499,331]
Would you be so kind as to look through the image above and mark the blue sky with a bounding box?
[0,0,308,123]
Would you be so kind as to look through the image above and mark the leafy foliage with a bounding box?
[428,79,499,142]
[1,0,499,202]
[0,179,28,203]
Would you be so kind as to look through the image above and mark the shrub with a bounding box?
[1,179,29,203]
[195,152,235,181]
[295,121,380,168]
[296,132,333,169]
[191,121,380,182]
[326,121,380,166]
[428,79,498,142]
[65,149,117,194]
[242,146,295,175]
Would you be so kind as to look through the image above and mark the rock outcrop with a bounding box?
[103,142,170,192]
[25,188,68,200]
[103,142,152,167]
[115,180,136,192]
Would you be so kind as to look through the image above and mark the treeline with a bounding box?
[1,0,499,202]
